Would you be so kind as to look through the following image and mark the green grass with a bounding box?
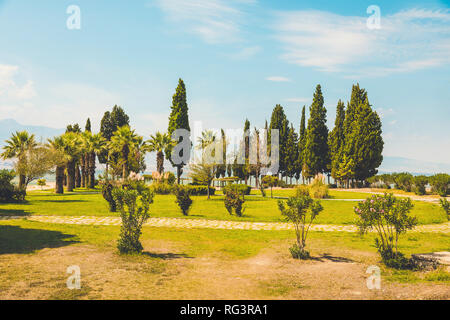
[1,219,449,259]
[0,190,447,225]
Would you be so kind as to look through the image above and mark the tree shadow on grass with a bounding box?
[142,252,192,260]
[0,208,30,217]
[0,225,79,255]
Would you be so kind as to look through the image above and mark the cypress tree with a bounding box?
[329,100,345,183]
[85,118,91,133]
[269,104,289,177]
[298,106,306,181]
[285,124,299,184]
[111,105,130,129]
[244,119,250,185]
[304,85,329,177]
[168,78,191,184]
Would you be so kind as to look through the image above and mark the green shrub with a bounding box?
[278,194,323,260]
[113,184,154,254]
[413,175,428,195]
[173,185,193,216]
[186,185,216,196]
[150,183,173,195]
[430,173,450,197]
[37,179,46,190]
[440,198,449,221]
[166,172,176,185]
[294,185,310,197]
[355,193,417,269]
[222,184,251,200]
[0,170,25,203]
[309,177,329,199]
[223,188,245,217]
[101,182,117,212]
[392,172,414,192]
[261,176,278,198]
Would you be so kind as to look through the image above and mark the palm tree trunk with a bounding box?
[55,166,64,194]
[75,165,81,188]
[157,151,164,174]
[67,160,76,192]
[89,151,96,189]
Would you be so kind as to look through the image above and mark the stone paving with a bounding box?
[2,215,449,233]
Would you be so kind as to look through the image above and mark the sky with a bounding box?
[0,0,449,164]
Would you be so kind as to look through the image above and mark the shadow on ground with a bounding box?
[0,225,79,254]
[0,208,30,216]
[312,253,355,263]
[142,252,192,260]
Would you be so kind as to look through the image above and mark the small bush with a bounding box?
[101,181,117,212]
[223,188,245,217]
[429,173,450,197]
[173,185,193,216]
[440,198,449,221]
[113,184,154,254]
[150,183,173,195]
[294,185,310,197]
[289,243,311,260]
[0,169,25,203]
[37,179,46,190]
[309,177,329,199]
[223,184,251,199]
[186,185,216,196]
[413,175,428,195]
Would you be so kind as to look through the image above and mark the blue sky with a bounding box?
[0,0,449,164]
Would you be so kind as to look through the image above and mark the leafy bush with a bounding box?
[222,184,251,200]
[392,172,414,192]
[37,179,46,190]
[429,173,450,197]
[150,183,173,195]
[440,198,449,221]
[173,185,193,216]
[354,193,417,269]
[413,175,428,195]
[186,185,216,196]
[309,177,329,199]
[223,188,245,217]
[294,185,310,197]
[0,170,25,203]
[166,172,176,185]
[113,184,154,254]
[278,194,323,259]
[101,181,118,212]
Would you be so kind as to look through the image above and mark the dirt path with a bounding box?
[3,215,449,233]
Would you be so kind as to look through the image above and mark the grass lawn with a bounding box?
[0,190,447,225]
[0,219,448,299]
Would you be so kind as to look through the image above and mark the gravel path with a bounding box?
[2,215,449,233]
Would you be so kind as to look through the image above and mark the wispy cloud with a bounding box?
[152,0,254,44]
[228,46,261,59]
[265,76,290,82]
[273,8,450,77]
[0,65,36,100]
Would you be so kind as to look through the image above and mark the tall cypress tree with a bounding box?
[298,106,306,181]
[304,85,329,177]
[243,119,250,185]
[168,78,191,184]
[269,104,289,177]
[285,124,299,184]
[85,118,91,133]
[342,84,383,184]
[329,100,345,182]
[111,105,130,130]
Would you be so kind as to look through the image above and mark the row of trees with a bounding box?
[1,81,384,192]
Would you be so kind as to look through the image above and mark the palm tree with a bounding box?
[82,132,106,188]
[1,131,37,190]
[197,130,216,150]
[109,126,140,179]
[61,132,83,192]
[147,132,173,175]
[47,136,68,194]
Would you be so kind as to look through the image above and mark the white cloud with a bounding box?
[274,8,450,76]
[0,64,36,100]
[228,46,261,59]
[153,0,253,44]
[265,76,290,82]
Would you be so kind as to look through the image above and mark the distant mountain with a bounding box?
[380,156,450,175]
[0,118,64,145]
